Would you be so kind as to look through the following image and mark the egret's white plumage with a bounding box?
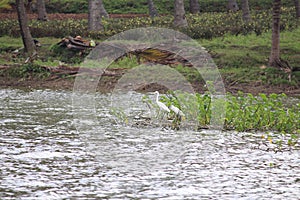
[154,91,170,113]
[169,105,185,117]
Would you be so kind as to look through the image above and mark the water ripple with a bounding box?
[0,89,299,199]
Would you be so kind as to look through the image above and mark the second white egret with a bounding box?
[154,91,170,113]
[169,104,185,117]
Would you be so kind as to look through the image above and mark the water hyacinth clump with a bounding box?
[224,92,299,134]
[159,91,299,135]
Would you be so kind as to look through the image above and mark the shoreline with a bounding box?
[1,66,299,97]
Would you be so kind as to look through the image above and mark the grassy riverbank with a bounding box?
[0,27,299,95]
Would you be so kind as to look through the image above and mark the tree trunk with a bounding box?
[227,0,239,12]
[269,0,281,67]
[25,0,32,13]
[241,0,251,22]
[37,0,48,21]
[148,0,158,18]
[174,0,188,28]
[99,0,109,18]
[16,0,35,55]
[295,0,300,18]
[88,0,108,31]
[189,0,200,14]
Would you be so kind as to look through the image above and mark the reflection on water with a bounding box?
[0,89,299,199]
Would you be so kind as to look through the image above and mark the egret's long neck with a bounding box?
[156,93,159,103]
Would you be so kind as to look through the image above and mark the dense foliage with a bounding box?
[0,7,298,40]
[16,0,296,14]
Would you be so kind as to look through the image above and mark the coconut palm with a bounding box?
[269,0,281,67]
[295,0,300,18]
[227,0,239,12]
[88,0,108,31]
[148,0,158,18]
[16,0,36,55]
[37,0,48,21]
[241,0,251,22]
[189,0,200,14]
[174,0,188,28]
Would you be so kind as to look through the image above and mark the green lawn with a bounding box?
[198,28,300,85]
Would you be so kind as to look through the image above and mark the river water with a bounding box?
[0,89,299,199]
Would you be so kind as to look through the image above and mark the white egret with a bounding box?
[154,91,185,119]
[154,91,170,113]
[169,104,185,117]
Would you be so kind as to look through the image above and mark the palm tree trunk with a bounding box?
[269,0,281,67]
[16,0,35,55]
[227,0,239,12]
[295,0,300,18]
[241,0,251,22]
[174,0,188,28]
[88,0,104,31]
[37,0,48,21]
[148,0,158,18]
[189,0,200,14]
[99,0,109,18]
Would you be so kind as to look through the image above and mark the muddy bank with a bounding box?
[0,65,299,96]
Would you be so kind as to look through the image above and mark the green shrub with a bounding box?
[41,0,296,14]
[0,8,298,40]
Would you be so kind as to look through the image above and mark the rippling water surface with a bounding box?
[0,89,299,199]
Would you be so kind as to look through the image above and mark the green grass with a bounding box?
[0,37,76,66]
[0,27,299,86]
[0,36,22,51]
[198,28,300,85]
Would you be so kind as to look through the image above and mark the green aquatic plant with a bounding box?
[110,108,128,125]
[159,91,299,135]
[225,92,299,134]
[112,90,299,145]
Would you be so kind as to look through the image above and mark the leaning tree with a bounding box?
[16,0,36,55]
